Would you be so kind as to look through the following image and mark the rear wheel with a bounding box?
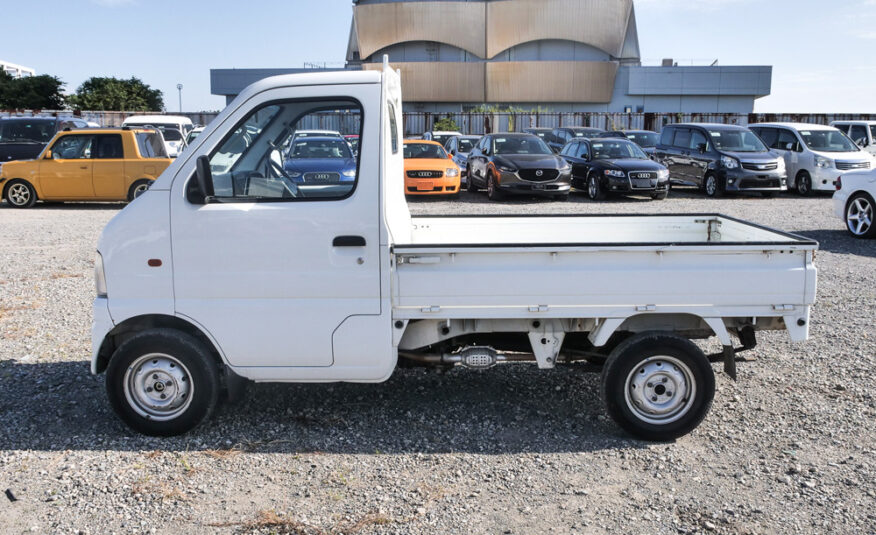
[587,173,606,201]
[127,179,153,202]
[601,332,715,441]
[796,171,813,197]
[845,193,876,239]
[106,329,220,436]
[487,172,503,201]
[4,180,37,208]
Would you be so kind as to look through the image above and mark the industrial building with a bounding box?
[0,60,35,79]
[211,0,772,114]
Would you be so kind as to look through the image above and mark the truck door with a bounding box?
[170,87,381,368]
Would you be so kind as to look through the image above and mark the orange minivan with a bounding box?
[403,140,460,195]
[0,128,171,208]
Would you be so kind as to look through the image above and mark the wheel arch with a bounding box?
[588,313,733,348]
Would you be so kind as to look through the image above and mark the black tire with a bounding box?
[703,174,723,198]
[466,166,477,192]
[796,171,813,197]
[487,172,503,201]
[105,328,220,436]
[4,179,37,208]
[651,191,668,201]
[587,173,606,201]
[601,332,715,441]
[845,192,876,239]
[127,179,153,202]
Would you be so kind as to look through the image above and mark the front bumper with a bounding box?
[496,169,572,196]
[404,174,460,195]
[811,167,843,192]
[720,168,787,192]
[604,175,670,193]
[91,297,114,375]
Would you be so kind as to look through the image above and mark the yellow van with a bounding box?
[0,128,171,208]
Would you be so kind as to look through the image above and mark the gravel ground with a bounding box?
[1,189,874,535]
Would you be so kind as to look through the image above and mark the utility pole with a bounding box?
[177,84,183,113]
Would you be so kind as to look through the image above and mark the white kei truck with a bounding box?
[92,61,818,441]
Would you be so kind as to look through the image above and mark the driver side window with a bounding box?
[51,135,94,159]
[207,99,362,201]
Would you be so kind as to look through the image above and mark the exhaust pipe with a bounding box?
[400,346,534,370]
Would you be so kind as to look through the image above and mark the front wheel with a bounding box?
[587,174,606,201]
[704,174,723,198]
[466,166,477,192]
[601,332,715,441]
[4,180,37,208]
[487,172,503,201]
[846,193,876,239]
[796,171,813,197]
[106,329,220,436]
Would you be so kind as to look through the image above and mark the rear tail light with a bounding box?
[836,176,842,191]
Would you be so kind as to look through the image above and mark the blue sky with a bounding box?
[3,0,874,113]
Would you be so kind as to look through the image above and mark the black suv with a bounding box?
[654,123,787,197]
[547,127,605,153]
[522,127,554,145]
[560,138,669,200]
[466,133,572,200]
[0,117,91,163]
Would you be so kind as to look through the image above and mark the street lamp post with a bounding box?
[177,84,183,113]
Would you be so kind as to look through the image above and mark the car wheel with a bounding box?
[127,179,153,202]
[466,166,477,192]
[796,171,813,197]
[587,173,606,201]
[845,193,876,239]
[704,174,723,198]
[4,180,37,208]
[601,332,715,441]
[487,172,503,201]
[105,328,220,436]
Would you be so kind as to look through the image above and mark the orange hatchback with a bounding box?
[403,140,460,195]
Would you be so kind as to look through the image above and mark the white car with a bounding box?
[834,170,876,238]
[750,123,871,195]
[831,121,876,159]
[423,130,462,148]
[123,115,194,158]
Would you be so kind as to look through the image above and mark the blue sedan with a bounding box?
[284,137,357,185]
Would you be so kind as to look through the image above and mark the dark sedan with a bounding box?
[466,133,572,200]
[560,138,669,201]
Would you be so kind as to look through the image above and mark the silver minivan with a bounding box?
[750,123,871,195]
[830,121,876,159]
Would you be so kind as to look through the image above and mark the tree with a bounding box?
[0,71,66,109]
[433,116,459,132]
[68,77,163,111]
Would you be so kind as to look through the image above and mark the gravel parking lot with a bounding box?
[1,189,874,535]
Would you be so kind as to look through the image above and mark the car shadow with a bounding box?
[0,359,649,455]
[0,202,125,211]
[796,229,876,258]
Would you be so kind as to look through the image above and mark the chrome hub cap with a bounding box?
[625,356,695,425]
[705,177,716,196]
[847,197,873,236]
[588,176,597,198]
[8,184,30,205]
[123,353,193,421]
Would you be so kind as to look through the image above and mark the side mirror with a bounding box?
[44,150,53,159]
[190,154,215,204]
[784,143,794,151]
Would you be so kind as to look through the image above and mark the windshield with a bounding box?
[127,124,183,141]
[457,138,476,153]
[708,129,768,153]
[0,119,56,143]
[572,129,600,139]
[800,129,859,153]
[590,140,648,160]
[186,130,202,144]
[404,143,447,159]
[289,139,352,159]
[493,136,553,155]
[431,134,454,147]
[626,132,659,148]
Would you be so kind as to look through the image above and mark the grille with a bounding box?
[518,168,559,182]
[303,172,340,182]
[631,178,657,189]
[628,171,656,180]
[406,170,443,178]
[836,161,871,171]
[741,162,778,171]
[739,178,781,189]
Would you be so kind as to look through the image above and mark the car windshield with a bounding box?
[707,129,768,153]
[127,124,183,141]
[457,138,476,153]
[0,119,56,143]
[590,140,648,160]
[799,129,859,153]
[493,136,553,155]
[430,135,454,147]
[626,132,659,148]
[527,130,549,139]
[404,143,447,159]
[289,139,352,159]
[186,130,202,144]
[572,130,600,138]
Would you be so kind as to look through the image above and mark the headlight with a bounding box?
[815,157,832,168]
[559,162,571,172]
[776,158,786,172]
[721,156,739,169]
[604,169,625,178]
[657,169,670,179]
[445,168,459,178]
[497,164,517,173]
[342,169,357,177]
[95,252,107,297]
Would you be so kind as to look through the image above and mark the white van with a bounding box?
[750,123,871,195]
[830,121,876,158]
[122,115,194,158]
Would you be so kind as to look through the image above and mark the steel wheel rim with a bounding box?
[847,197,873,236]
[133,183,150,198]
[705,176,716,196]
[8,184,30,205]
[624,355,696,425]
[799,175,810,194]
[588,176,597,198]
[123,353,194,421]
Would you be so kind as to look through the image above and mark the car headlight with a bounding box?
[657,169,670,180]
[445,168,459,178]
[815,157,832,168]
[776,158,786,172]
[604,169,625,178]
[721,156,739,169]
[559,162,571,172]
[95,252,107,297]
[342,169,357,177]
[497,164,517,173]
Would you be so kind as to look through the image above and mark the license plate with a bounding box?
[416,182,434,191]
[532,184,545,190]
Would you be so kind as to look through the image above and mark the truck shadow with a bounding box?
[796,229,876,258]
[0,202,124,211]
[1,360,648,455]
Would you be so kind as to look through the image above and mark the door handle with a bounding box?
[80,166,88,169]
[333,236,366,247]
